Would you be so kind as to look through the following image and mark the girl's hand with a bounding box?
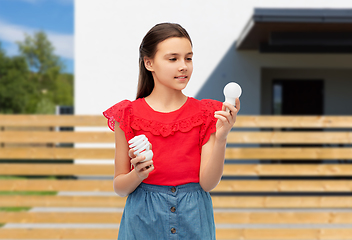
[214,98,240,141]
[129,144,154,181]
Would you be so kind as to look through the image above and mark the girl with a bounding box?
[103,22,240,240]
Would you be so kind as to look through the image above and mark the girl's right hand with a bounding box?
[129,144,154,181]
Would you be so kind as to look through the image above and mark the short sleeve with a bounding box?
[199,99,223,146]
[102,100,134,141]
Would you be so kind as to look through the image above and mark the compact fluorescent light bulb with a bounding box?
[223,82,242,106]
[128,134,153,162]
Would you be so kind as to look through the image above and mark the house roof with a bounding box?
[237,8,352,53]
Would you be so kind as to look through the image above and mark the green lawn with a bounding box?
[0,176,58,228]
[0,191,57,195]
[0,207,31,211]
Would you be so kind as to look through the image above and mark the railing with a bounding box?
[1,115,352,240]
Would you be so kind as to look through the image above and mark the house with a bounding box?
[75,0,352,117]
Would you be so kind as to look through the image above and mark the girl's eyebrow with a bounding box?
[166,52,193,56]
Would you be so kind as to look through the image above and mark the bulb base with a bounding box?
[141,150,153,162]
[225,97,236,106]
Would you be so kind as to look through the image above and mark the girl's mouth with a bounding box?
[175,76,187,79]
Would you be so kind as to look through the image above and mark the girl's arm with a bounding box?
[113,121,154,197]
[199,98,240,192]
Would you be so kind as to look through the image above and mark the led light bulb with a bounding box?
[128,135,153,162]
[223,82,242,108]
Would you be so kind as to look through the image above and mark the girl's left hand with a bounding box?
[214,98,240,141]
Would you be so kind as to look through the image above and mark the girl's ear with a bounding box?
[144,57,154,72]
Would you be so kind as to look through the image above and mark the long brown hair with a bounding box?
[136,23,192,99]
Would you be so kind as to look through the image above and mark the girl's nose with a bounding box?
[179,61,187,72]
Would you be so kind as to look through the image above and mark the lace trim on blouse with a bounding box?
[103,100,134,139]
[103,99,220,140]
[131,113,203,137]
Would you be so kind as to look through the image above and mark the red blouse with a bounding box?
[103,97,222,186]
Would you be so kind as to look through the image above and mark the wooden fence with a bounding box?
[1,115,352,239]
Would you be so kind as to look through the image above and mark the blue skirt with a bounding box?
[118,182,216,240]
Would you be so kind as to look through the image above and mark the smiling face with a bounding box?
[144,37,193,92]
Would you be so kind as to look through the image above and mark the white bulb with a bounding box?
[128,134,153,162]
[223,82,242,106]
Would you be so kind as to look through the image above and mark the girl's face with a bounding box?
[145,37,193,92]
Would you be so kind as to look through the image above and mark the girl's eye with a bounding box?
[169,58,177,61]
[187,58,192,61]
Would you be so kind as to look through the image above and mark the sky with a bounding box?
[0,0,74,73]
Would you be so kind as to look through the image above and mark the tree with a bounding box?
[17,31,63,76]
[16,31,73,113]
[54,73,74,106]
[0,32,73,114]
[0,44,39,113]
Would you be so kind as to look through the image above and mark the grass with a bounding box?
[0,156,75,228]
[0,176,57,180]
[0,197,33,228]
[0,190,57,215]
[0,191,57,195]
[0,176,58,228]
[0,157,76,228]
[0,189,58,211]
[0,192,57,228]
[0,176,27,179]
[0,207,31,211]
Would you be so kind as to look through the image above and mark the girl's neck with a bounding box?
[145,90,188,113]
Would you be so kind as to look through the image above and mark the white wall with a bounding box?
[197,50,352,114]
[75,0,352,115]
